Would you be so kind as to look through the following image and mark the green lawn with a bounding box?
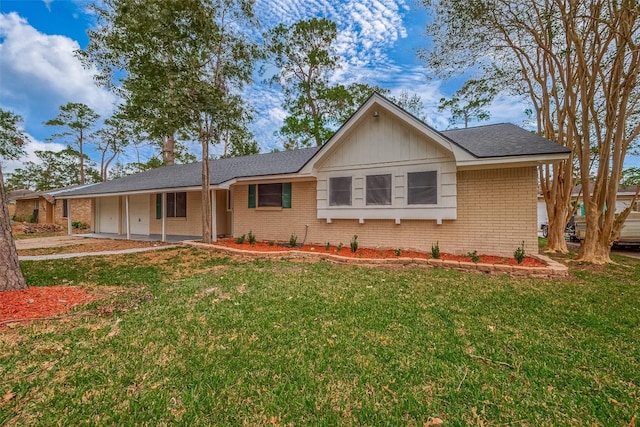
[2,247,639,425]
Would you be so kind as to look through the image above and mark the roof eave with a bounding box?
[456,152,571,170]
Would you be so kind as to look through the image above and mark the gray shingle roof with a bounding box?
[61,146,321,197]
[442,123,571,158]
[60,121,569,198]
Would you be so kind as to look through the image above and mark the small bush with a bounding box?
[28,214,37,223]
[514,241,526,264]
[236,234,246,244]
[268,240,275,246]
[350,235,358,253]
[247,230,256,246]
[336,243,343,252]
[431,241,440,259]
[468,250,480,263]
[324,242,331,250]
[395,248,401,256]
[71,221,88,229]
[289,233,298,247]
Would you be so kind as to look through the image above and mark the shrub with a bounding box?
[72,221,88,229]
[395,248,402,256]
[289,233,298,247]
[514,241,526,264]
[468,250,480,263]
[431,241,440,259]
[247,230,256,246]
[28,214,37,223]
[350,235,358,253]
[268,240,275,246]
[324,242,331,250]
[236,234,246,244]
[336,243,343,252]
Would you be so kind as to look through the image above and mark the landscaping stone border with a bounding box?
[182,241,569,279]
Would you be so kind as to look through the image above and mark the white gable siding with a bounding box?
[316,111,457,221]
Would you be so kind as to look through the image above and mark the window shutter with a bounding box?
[248,184,256,208]
[282,183,292,208]
[156,194,162,219]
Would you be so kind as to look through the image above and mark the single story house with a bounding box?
[7,189,36,219]
[59,93,570,256]
[13,186,93,228]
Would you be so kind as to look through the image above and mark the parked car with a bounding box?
[540,216,577,241]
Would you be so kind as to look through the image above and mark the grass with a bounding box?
[2,247,639,425]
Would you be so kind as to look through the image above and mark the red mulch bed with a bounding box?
[214,239,546,267]
[0,286,95,328]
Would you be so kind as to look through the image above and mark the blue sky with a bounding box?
[1,0,637,174]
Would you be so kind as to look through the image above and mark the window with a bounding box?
[407,171,437,205]
[248,183,292,208]
[329,177,352,206]
[366,174,392,205]
[156,192,187,218]
[62,199,68,218]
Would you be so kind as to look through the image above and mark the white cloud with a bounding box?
[0,12,117,122]
[42,0,54,11]
[1,133,66,175]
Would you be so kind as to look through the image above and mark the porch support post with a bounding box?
[161,192,166,242]
[211,189,217,242]
[125,195,130,240]
[67,200,72,236]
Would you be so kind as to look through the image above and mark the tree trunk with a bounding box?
[162,134,176,166]
[577,221,612,264]
[201,130,212,244]
[79,129,85,185]
[0,164,28,291]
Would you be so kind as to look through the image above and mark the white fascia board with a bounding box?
[456,153,571,170]
[59,185,209,199]
[230,173,316,186]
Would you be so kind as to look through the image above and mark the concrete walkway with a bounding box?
[19,245,179,261]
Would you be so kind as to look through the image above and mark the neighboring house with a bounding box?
[7,189,36,219]
[13,186,93,229]
[60,93,570,256]
[537,184,640,229]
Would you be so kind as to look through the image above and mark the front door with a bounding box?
[98,197,120,234]
[128,194,150,235]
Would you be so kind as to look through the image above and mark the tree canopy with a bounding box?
[265,18,383,149]
[421,0,640,263]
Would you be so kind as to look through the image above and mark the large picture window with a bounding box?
[248,183,292,208]
[366,174,392,205]
[329,177,352,206]
[407,171,437,205]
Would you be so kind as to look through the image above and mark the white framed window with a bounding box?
[329,177,352,206]
[166,192,187,218]
[366,174,392,205]
[407,171,437,205]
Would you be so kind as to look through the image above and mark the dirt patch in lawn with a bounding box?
[213,239,546,267]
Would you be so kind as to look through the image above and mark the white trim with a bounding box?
[161,192,166,242]
[125,195,130,240]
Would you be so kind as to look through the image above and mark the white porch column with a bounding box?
[211,189,217,242]
[125,195,130,240]
[67,200,72,236]
[161,192,166,242]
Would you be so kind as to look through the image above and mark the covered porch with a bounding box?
[64,189,232,243]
